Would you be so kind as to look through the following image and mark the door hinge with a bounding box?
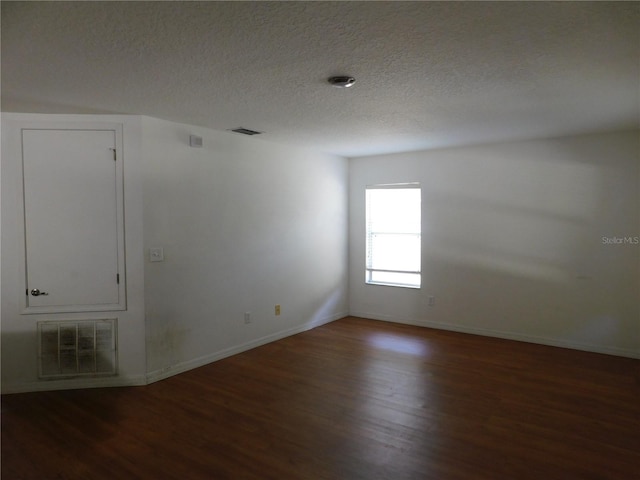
[110,148,116,161]
[116,273,120,284]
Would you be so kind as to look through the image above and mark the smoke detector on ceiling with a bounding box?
[328,76,356,88]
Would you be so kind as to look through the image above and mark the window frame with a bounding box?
[365,183,422,289]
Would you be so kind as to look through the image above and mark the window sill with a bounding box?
[365,281,421,289]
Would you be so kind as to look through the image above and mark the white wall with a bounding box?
[1,113,147,392]
[3,113,635,394]
[349,131,640,358]
[1,113,349,392]
[140,117,349,380]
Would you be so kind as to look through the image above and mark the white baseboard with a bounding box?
[145,311,347,384]
[12,309,631,393]
[2,312,347,394]
[349,311,640,359]
[1,374,148,395]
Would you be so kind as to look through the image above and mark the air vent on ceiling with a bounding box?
[230,127,262,136]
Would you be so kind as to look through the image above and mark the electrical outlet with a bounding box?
[428,296,435,307]
[275,305,281,316]
[244,312,251,324]
[149,247,164,262]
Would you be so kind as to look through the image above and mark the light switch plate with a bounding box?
[149,247,164,262]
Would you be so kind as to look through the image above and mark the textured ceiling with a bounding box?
[2,1,639,157]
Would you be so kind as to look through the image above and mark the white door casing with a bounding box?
[20,125,126,314]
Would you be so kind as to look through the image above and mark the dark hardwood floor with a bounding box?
[2,316,639,479]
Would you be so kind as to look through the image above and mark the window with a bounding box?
[366,184,421,288]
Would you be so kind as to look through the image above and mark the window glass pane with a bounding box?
[367,189,420,234]
[368,234,420,271]
[366,185,421,288]
[368,271,421,288]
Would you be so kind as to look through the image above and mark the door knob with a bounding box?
[30,288,49,296]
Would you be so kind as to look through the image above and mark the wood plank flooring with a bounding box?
[2,317,639,479]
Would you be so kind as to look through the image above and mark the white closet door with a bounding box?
[22,128,126,313]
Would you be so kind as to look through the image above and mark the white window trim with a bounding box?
[365,183,421,289]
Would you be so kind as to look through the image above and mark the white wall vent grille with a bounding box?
[38,319,117,379]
